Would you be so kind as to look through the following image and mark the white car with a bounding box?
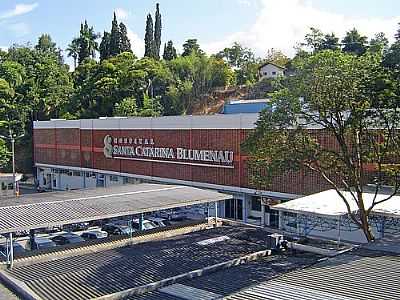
[146,217,171,227]
[131,219,157,230]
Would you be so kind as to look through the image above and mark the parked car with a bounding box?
[0,242,26,255]
[51,233,85,245]
[146,217,171,227]
[156,209,188,221]
[101,224,131,236]
[28,237,56,250]
[63,222,89,232]
[131,219,157,230]
[81,230,108,240]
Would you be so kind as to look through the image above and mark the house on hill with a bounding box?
[258,62,285,80]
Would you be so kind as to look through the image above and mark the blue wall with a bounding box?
[223,102,269,114]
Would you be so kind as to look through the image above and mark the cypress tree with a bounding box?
[144,14,155,58]
[78,21,90,63]
[163,40,177,60]
[119,22,132,53]
[395,23,400,41]
[109,12,120,56]
[154,3,162,60]
[99,31,111,60]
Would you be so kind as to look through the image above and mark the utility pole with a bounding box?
[0,125,24,197]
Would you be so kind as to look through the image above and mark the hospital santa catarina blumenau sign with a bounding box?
[103,135,235,168]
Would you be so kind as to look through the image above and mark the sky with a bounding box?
[0,0,399,67]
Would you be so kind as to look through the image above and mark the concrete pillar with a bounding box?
[8,233,13,269]
[261,204,265,227]
[139,213,144,231]
[29,229,35,251]
[278,211,283,230]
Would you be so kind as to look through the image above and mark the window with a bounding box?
[272,71,276,75]
[251,197,261,211]
[263,72,268,75]
[110,175,119,182]
[73,171,81,177]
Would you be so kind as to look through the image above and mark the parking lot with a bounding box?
[0,204,209,256]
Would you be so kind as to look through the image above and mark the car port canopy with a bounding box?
[273,189,400,218]
[0,183,232,234]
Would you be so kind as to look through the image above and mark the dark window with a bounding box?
[272,71,277,75]
[251,197,261,211]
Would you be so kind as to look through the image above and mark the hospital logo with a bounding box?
[103,135,113,158]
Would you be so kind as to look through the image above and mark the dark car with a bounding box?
[81,230,108,240]
[0,242,25,255]
[101,224,131,235]
[63,222,89,232]
[51,233,85,245]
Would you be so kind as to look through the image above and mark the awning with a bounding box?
[273,189,400,218]
[0,183,232,234]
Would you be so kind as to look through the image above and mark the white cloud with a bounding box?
[115,8,129,21]
[203,0,400,57]
[237,0,252,7]
[7,22,30,37]
[0,3,38,20]
[127,28,145,58]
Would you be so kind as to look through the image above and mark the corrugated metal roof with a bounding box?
[225,251,400,300]
[0,183,231,233]
[6,226,268,300]
[273,189,400,217]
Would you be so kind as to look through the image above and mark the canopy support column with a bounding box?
[7,233,14,269]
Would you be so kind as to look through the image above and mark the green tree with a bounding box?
[113,97,137,116]
[319,33,340,51]
[342,28,368,55]
[244,50,400,242]
[35,34,62,63]
[99,31,111,61]
[303,27,324,53]
[154,3,162,60]
[216,42,254,68]
[109,13,120,56]
[119,22,132,53]
[264,48,289,67]
[182,39,203,57]
[395,22,400,41]
[77,21,99,63]
[66,38,80,68]
[369,32,389,54]
[163,40,177,61]
[144,14,155,58]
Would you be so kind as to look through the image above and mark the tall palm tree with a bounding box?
[66,38,79,68]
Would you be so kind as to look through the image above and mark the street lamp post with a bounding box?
[0,127,24,197]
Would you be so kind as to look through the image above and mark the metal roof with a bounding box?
[225,251,400,300]
[6,226,268,300]
[0,183,231,234]
[273,189,400,218]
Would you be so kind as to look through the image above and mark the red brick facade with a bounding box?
[34,127,333,195]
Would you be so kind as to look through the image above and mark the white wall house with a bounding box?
[258,62,285,80]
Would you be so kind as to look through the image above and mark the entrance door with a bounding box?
[224,199,243,220]
[269,209,279,228]
[225,199,234,219]
[236,199,243,220]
